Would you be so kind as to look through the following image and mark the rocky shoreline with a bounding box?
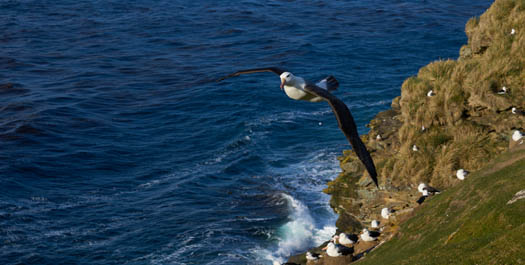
[288,0,525,263]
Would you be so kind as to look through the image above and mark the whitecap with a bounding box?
[257,193,335,263]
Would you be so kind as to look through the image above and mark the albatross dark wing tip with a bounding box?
[368,173,378,188]
[302,83,379,188]
[326,75,339,91]
[365,159,379,188]
[216,73,237,82]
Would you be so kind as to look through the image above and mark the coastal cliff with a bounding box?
[289,0,525,263]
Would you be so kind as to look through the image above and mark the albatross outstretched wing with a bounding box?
[304,83,378,187]
[217,67,286,81]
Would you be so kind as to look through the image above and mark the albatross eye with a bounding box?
[286,74,291,78]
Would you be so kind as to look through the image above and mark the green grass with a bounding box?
[356,147,525,265]
[427,133,452,148]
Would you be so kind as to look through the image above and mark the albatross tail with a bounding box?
[316,76,339,91]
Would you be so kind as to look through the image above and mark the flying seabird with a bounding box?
[371,220,380,228]
[360,228,380,242]
[381,207,392,219]
[218,67,379,187]
[338,232,358,245]
[456,169,469,180]
[512,130,523,142]
[322,242,354,257]
[306,251,322,261]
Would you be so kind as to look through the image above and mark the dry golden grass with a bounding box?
[361,0,525,191]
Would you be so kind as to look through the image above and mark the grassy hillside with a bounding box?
[357,145,525,265]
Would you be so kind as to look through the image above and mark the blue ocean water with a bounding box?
[1,1,492,264]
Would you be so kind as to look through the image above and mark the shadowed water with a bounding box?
[1,1,492,264]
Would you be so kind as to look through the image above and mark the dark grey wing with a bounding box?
[337,244,354,255]
[217,67,286,81]
[416,195,427,204]
[304,83,378,187]
[368,230,381,237]
[423,186,440,194]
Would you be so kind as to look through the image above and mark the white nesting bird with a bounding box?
[456,169,469,180]
[371,220,380,228]
[376,134,382,140]
[323,242,353,257]
[511,28,516,35]
[360,228,379,242]
[497,86,507,94]
[511,107,525,115]
[427,90,435,97]
[421,125,426,131]
[381,207,392,219]
[338,233,357,245]
[306,251,322,261]
[418,183,440,194]
[412,145,419,152]
[512,130,523,142]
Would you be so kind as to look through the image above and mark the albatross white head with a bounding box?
[279,72,295,90]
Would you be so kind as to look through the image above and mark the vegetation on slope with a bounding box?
[325,0,525,228]
[357,145,525,265]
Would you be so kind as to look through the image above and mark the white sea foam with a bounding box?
[261,193,336,264]
[255,151,339,264]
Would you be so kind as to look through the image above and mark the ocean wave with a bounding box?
[257,193,335,265]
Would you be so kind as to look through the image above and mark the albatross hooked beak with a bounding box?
[280,78,285,90]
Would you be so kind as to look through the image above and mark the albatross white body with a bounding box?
[338,232,356,245]
[280,72,326,102]
[325,243,342,257]
[360,228,378,242]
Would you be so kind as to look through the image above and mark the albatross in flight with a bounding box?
[218,67,378,187]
